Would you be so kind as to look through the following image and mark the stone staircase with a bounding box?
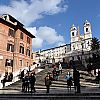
[2,67,99,91]
[0,67,100,99]
[2,68,71,91]
[0,93,100,100]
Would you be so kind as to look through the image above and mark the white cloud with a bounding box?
[0,0,68,26]
[27,26,65,50]
[37,26,65,44]
[0,0,67,51]
[26,27,43,49]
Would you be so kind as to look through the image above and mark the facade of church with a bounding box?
[34,20,93,65]
[70,20,92,52]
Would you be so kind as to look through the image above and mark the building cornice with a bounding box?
[38,44,71,52]
[0,17,35,38]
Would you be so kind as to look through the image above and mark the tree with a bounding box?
[91,37,100,70]
[91,37,99,51]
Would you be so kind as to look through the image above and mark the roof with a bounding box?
[0,14,35,38]
[38,44,71,52]
[2,14,24,27]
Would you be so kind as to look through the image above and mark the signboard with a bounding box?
[0,55,3,60]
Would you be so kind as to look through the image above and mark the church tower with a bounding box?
[84,20,92,51]
[70,24,79,51]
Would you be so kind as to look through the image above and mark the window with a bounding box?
[5,59,13,67]
[86,28,88,32]
[87,41,89,45]
[19,46,24,54]
[26,49,30,57]
[8,28,15,37]
[31,53,33,59]
[19,60,22,66]
[20,32,23,40]
[7,43,14,52]
[73,45,75,50]
[27,62,29,67]
[72,32,74,36]
[27,36,30,44]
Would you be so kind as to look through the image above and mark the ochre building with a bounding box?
[0,14,35,77]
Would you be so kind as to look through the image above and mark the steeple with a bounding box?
[84,20,90,26]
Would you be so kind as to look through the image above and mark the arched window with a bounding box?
[72,32,74,36]
[86,28,88,32]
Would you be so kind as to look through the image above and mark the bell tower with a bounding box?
[70,24,79,51]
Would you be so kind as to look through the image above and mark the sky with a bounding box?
[0,0,100,52]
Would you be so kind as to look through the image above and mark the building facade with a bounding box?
[70,20,92,52]
[34,20,93,66]
[0,14,35,77]
[35,44,71,64]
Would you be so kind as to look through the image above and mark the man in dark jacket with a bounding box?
[73,69,81,93]
[30,72,36,93]
[24,73,30,92]
[22,76,25,92]
[45,74,52,93]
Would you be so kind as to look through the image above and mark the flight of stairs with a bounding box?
[2,67,99,91]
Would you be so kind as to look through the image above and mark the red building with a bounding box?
[0,14,35,78]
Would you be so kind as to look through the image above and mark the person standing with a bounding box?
[30,72,36,93]
[45,74,52,93]
[65,72,73,91]
[22,76,25,92]
[20,70,24,79]
[2,76,6,88]
[58,62,62,74]
[73,69,81,93]
[52,67,57,80]
[24,73,30,92]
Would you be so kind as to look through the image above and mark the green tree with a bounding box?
[91,37,99,51]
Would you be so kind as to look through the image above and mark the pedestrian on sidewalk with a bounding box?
[65,72,73,92]
[45,73,52,93]
[30,72,36,93]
